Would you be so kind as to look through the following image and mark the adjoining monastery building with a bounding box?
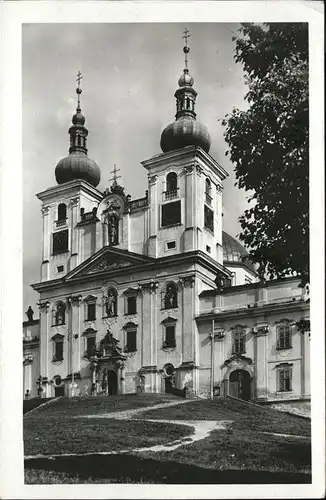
[23,32,310,403]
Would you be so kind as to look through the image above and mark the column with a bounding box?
[178,275,196,394]
[41,206,50,281]
[147,175,158,258]
[298,319,310,398]
[118,361,126,395]
[38,301,50,397]
[70,198,79,269]
[214,328,225,397]
[254,324,269,400]
[139,281,159,392]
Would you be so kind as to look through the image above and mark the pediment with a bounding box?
[223,354,253,367]
[65,247,154,281]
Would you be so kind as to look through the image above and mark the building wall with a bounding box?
[23,321,40,398]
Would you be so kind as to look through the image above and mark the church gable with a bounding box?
[64,247,153,281]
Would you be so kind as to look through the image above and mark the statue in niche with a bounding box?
[106,291,117,317]
[26,306,34,323]
[164,283,178,309]
[108,213,119,246]
[102,369,108,393]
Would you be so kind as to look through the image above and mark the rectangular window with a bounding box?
[232,330,246,354]
[52,229,69,255]
[161,201,181,227]
[126,330,137,352]
[204,205,214,233]
[86,336,96,356]
[278,367,292,392]
[57,265,64,273]
[87,303,96,321]
[277,325,292,349]
[164,325,176,347]
[166,240,176,250]
[127,296,137,315]
[54,341,63,361]
[206,245,211,253]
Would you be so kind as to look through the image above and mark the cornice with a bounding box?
[141,145,228,181]
[36,179,103,202]
[196,300,309,323]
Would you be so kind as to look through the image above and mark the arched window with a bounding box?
[104,288,118,317]
[166,172,177,192]
[52,302,66,326]
[162,282,178,310]
[186,97,190,109]
[57,203,67,221]
[205,178,212,204]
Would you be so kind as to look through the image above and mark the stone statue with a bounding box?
[26,306,34,322]
[164,284,177,309]
[108,214,119,246]
[106,291,116,317]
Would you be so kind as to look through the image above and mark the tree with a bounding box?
[222,23,309,285]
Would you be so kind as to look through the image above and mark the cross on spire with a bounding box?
[182,27,191,46]
[76,70,83,88]
[182,27,191,68]
[109,164,121,186]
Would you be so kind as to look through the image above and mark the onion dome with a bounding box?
[55,73,101,188]
[222,231,256,273]
[160,28,211,154]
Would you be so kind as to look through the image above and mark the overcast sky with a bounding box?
[23,22,250,316]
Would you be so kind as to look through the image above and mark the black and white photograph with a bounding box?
[0,1,324,498]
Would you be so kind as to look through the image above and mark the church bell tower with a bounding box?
[142,28,228,263]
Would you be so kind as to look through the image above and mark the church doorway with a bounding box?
[107,370,118,395]
[229,369,251,401]
[54,386,64,397]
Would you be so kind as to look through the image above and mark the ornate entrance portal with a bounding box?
[89,330,126,396]
[229,369,251,401]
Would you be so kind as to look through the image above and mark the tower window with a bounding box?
[161,201,181,227]
[205,178,212,205]
[165,172,178,200]
[57,203,67,221]
[206,245,211,253]
[232,327,246,355]
[53,229,69,254]
[276,323,292,349]
[166,240,176,250]
[52,334,64,362]
[204,205,214,233]
[127,296,137,315]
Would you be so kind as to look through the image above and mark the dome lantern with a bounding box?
[55,72,101,188]
[160,28,211,154]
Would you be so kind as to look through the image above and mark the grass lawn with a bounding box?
[137,397,311,437]
[24,416,191,456]
[24,395,311,484]
[27,394,174,417]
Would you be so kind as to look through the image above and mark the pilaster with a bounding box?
[41,205,50,281]
[38,301,50,396]
[253,323,269,400]
[147,176,158,257]
[69,198,79,269]
[179,275,196,363]
[67,294,82,377]
[138,281,159,369]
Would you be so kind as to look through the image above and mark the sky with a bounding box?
[22,22,250,315]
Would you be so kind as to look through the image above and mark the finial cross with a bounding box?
[182,27,191,45]
[76,70,83,88]
[109,164,122,185]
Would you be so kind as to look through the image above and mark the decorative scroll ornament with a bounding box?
[179,275,195,288]
[213,328,225,340]
[215,183,223,194]
[184,165,194,174]
[148,175,158,185]
[67,295,82,305]
[38,301,50,311]
[69,197,79,208]
[23,353,34,364]
[253,324,269,335]
[296,319,310,334]
[195,164,204,176]
[138,281,159,293]
[41,205,50,216]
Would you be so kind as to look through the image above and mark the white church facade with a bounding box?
[23,32,310,403]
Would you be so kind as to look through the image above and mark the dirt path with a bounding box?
[25,419,231,461]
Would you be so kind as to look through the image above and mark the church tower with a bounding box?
[36,73,103,282]
[142,28,227,263]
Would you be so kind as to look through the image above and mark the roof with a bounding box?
[222,231,256,274]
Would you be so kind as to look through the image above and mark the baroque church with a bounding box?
[23,31,310,403]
